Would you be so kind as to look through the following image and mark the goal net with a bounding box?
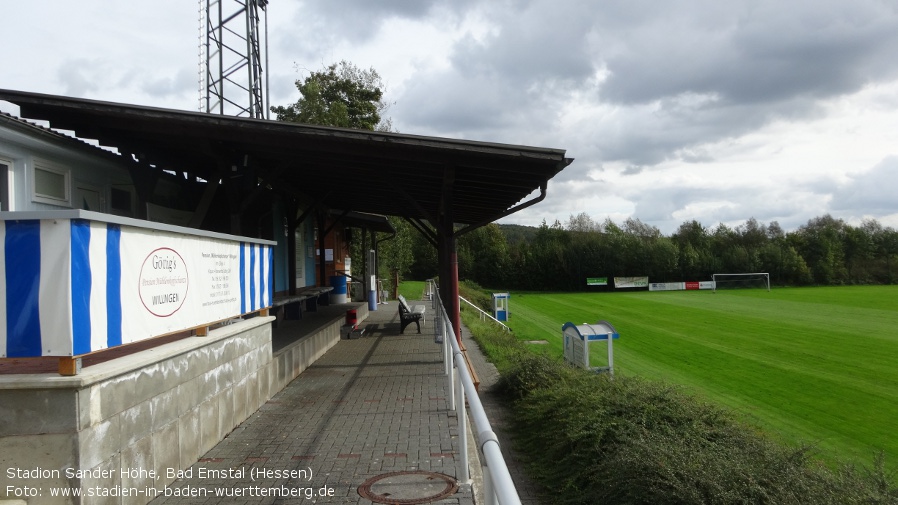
[711,273,770,292]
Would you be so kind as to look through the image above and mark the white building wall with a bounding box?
[0,119,136,215]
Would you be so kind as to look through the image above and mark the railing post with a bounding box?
[444,327,451,376]
[433,281,522,505]
[448,356,456,412]
[457,357,469,483]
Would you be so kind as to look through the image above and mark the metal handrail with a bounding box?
[458,295,511,332]
[428,280,521,505]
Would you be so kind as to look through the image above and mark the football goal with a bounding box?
[711,273,770,292]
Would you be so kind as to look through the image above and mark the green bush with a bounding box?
[468,319,898,504]
[510,372,880,504]
[495,352,573,401]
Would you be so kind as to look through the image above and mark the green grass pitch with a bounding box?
[504,286,898,467]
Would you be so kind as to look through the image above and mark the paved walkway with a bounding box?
[151,300,474,504]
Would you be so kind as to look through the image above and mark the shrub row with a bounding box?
[460,310,898,505]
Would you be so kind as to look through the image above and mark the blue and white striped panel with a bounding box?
[68,220,124,356]
[70,220,117,355]
[1,219,71,357]
[239,242,272,314]
[250,242,258,310]
[2,220,273,357]
[3,220,45,357]
[1,219,124,358]
[264,245,272,307]
[106,224,123,348]
[40,220,74,355]
[0,220,6,359]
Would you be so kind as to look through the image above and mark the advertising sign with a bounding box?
[614,276,649,289]
[649,282,684,291]
[119,227,271,345]
[648,281,716,292]
[586,277,608,286]
[1,212,273,358]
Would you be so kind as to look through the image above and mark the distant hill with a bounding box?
[498,223,538,244]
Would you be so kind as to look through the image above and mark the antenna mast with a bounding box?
[199,0,269,118]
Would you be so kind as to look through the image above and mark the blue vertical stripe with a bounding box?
[71,220,92,355]
[5,221,42,357]
[250,244,257,311]
[106,224,122,348]
[239,243,246,314]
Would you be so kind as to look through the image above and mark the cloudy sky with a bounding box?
[3,0,898,234]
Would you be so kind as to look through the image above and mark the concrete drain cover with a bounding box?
[358,470,458,504]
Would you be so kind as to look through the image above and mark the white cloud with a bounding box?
[831,156,898,214]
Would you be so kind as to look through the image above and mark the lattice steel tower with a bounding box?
[199,0,269,118]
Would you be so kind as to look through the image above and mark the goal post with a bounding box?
[711,273,770,292]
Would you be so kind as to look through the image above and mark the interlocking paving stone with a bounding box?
[150,301,473,504]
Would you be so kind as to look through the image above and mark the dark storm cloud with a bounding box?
[592,0,898,166]
[395,0,600,142]
[395,68,561,141]
[398,71,508,134]
[381,0,898,168]
[448,1,598,85]
[588,96,801,166]
[302,0,454,42]
[275,0,475,63]
[598,1,898,105]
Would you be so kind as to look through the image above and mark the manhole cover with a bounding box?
[358,470,458,504]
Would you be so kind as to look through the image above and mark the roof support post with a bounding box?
[368,227,377,304]
[437,223,460,343]
[437,165,461,343]
[286,200,299,295]
[316,209,327,288]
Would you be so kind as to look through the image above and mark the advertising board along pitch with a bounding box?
[0,210,274,373]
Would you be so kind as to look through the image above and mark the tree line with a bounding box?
[384,213,898,291]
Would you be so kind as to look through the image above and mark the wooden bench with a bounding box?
[397,294,426,334]
[271,286,334,325]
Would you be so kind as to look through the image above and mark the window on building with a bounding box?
[32,159,71,206]
[0,159,10,211]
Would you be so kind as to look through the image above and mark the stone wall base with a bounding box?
[0,306,364,505]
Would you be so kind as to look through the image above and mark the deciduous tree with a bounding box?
[272,60,393,131]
